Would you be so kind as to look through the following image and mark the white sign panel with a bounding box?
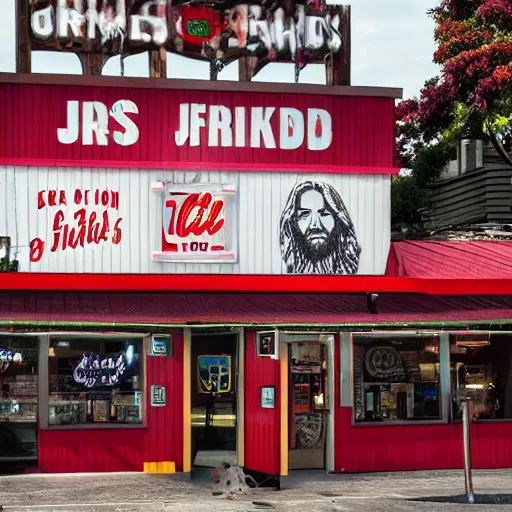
[0,166,390,275]
[152,183,237,263]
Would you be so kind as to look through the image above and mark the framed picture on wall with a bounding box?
[261,386,276,409]
[257,332,278,359]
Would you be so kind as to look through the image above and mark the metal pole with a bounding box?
[461,399,475,504]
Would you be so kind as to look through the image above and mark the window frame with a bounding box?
[39,332,149,431]
[350,331,450,427]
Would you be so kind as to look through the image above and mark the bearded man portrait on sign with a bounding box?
[279,180,361,275]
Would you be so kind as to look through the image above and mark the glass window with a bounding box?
[48,336,144,426]
[353,336,441,423]
[0,336,38,459]
[450,334,511,421]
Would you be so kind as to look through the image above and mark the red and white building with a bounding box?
[1,73,512,477]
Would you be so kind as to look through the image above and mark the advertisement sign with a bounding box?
[152,183,237,262]
[0,80,398,173]
[25,0,348,78]
[0,167,390,275]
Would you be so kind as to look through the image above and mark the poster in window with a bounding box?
[197,355,231,394]
[93,400,110,422]
[363,345,407,383]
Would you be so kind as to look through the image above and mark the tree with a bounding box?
[397,0,512,169]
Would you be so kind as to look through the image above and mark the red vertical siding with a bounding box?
[244,331,281,476]
[0,82,397,173]
[335,399,512,471]
[38,332,184,473]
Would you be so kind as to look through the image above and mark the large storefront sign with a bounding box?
[26,0,346,75]
[0,81,397,173]
[0,167,390,275]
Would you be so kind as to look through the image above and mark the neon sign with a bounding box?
[73,353,128,388]
[0,350,23,374]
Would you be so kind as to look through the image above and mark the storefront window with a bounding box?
[0,336,38,460]
[48,336,144,426]
[353,336,441,422]
[450,334,512,421]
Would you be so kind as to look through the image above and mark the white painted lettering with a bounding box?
[57,101,80,144]
[305,16,328,51]
[234,107,246,148]
[31,5,54,39]
[250,107,276,149]
[110,100,140,146]
[175,103,190,146]
[129,1,168,45]
[307,108,332,151]
[280,108,304,150]
[190,103,207,147]
[57,0,84,39]
[208,106,232,147]
[82,101,109,146]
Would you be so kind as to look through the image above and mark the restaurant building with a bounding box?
[1,73,512,478]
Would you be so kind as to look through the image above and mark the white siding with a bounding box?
[0,166,390,275]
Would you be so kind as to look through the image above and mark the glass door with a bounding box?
[0,336,38,463]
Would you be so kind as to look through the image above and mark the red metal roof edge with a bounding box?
[1,273,512,295]
[0,73,403,99]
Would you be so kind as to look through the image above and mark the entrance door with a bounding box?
[0,335,38,469]
[288,340,329,470]
[191,332,238,469]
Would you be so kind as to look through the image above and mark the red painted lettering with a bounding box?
[68,209,86,249]
[48,190,58,206]
[59,190,67,206]
[74,189,82,205]
[111,191,119,210]
[176,193,224,238]
[38,191,45,210]
[101,190,109,207]
[112,218,122,244]
[51,210,65,252]
[29,238,45,262]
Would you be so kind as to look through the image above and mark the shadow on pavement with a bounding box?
[411,494,512,505]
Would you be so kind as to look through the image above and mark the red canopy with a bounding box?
[386,241,512,278]
[0,291,511,326]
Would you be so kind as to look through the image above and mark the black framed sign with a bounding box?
[150,335,172,357]
[257,332,278,359]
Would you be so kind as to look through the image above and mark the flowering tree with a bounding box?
[397,0,512,169]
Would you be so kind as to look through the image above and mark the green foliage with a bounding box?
[392,141,456,230]
[0,257,19,272]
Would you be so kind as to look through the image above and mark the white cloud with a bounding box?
[0,0,440,99]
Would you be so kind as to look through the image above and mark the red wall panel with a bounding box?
[0,82,396,174]
[335,407,512,472]
[38,333,184,473]
[244,331,281,475]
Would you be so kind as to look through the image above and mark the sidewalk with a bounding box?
[1,469,512,511]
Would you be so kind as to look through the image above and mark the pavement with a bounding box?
[1,468,512,511]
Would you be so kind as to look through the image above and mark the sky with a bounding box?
[0,0,440,100]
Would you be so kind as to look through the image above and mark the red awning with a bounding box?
[386,241,512,278]
[0,291,511,326]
